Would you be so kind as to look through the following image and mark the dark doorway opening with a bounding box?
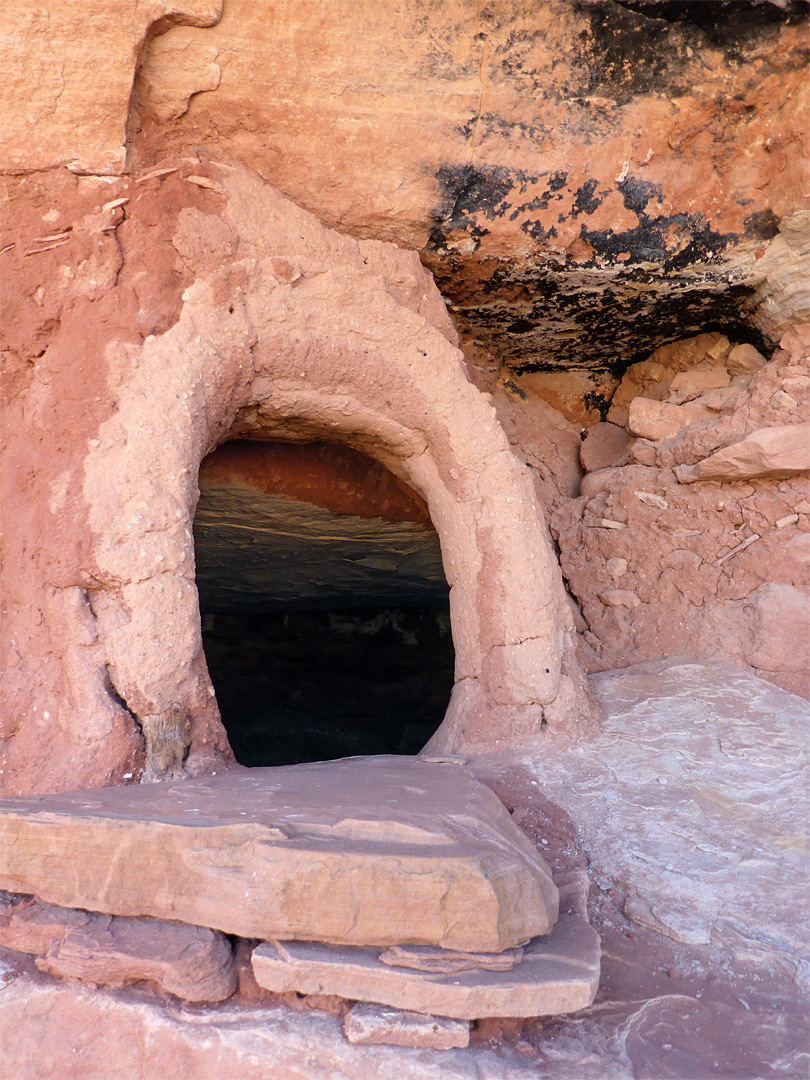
[194,439,454,768]
[201,607,454,767]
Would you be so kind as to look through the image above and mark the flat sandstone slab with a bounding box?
[0,756,557,952]
[252,872,599,1020]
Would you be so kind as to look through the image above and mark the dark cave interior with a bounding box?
[194,440,455,767]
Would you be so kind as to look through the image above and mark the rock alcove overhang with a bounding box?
[121,0,808,386]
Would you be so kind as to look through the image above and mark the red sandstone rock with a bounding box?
[344,1003,471,1049]
[0,757,559,952]
[726,343,768,378]
[608,333,734,427]
[379,943,524,974]
[665,368,731,404]
[626,398,714,441]
[38,919,236,1003]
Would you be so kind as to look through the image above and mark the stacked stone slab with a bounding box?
[0,757,600,1027]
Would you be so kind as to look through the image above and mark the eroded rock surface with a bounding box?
[344,1003,471,1050]
[0,756,558,952]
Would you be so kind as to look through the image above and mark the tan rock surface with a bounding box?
[37,917,236,1003]
[344,1003,471,1050]
[580,423,633,474]
[0,0,223,174]
[2,2,806,372]
[0,757,558,952]
[626,398,714,441]
[252,872,598,1020]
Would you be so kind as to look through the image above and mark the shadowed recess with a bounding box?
[194,440,454,766]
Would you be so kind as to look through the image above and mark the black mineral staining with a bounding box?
[744,208,781,240]
[507,319,534,335]
[578,0,806,101]
[617,177,663,215]
[612,1,808,57]
[572,180,604,217]
[583,392,612,422]
[434,163,516,226]
[422,0,803,376]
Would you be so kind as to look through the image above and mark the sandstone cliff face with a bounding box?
[1,1,808,792]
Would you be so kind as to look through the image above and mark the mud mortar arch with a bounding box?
[73,155,597,779]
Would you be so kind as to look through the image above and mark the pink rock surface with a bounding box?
[554,327,810,697]
[344,1003,471,1049]
[252,872,598,1020]
[0,756,558,952]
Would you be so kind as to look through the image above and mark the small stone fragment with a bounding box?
[627,397,712,441]
[600,589,641,608]
[580,422,632,473]
[775,514,800,528]
[606,557,628,581]
[665,369,730,404]
[344,1003,470,1049]
[716,534,761,564]
[379,943,524,974]
[1,899,236,1003]
[633,490,669,509]
[771,390,798,410]
[589,518,627,530]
